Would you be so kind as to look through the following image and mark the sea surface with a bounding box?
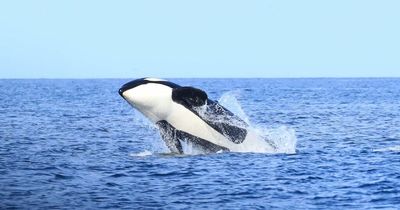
[1,78,400,209]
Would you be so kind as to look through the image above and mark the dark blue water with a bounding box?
[1,78,400,209]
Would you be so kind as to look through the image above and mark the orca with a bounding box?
[119,78,252,154]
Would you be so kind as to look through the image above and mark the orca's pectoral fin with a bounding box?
[172,86,208,107]
[156,120,183,154]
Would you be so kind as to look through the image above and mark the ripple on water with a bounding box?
[53,174,74,180]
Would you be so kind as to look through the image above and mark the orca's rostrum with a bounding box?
[119,78,253,154]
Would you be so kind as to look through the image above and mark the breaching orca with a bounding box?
[119,78,251,154]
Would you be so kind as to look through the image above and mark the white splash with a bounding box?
[242,125,297,154]
[373,145,400,152]
[180,140,209,155]
[218,91,250,124]
[217,91,297,154]
[130,150,153,157]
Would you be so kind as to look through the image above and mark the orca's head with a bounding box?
[119,78,180,121]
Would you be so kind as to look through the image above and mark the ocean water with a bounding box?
[1,78,400,209]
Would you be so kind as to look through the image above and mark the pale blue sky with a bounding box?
[0,0,399,78]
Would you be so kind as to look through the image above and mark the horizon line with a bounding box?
[1,76,400,80]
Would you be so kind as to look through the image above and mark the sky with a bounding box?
[0,0,399,78]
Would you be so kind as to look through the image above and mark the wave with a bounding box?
[373,145,400,152]
[129,150,153,157]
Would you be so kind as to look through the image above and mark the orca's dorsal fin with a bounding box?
[172,86,208,107]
